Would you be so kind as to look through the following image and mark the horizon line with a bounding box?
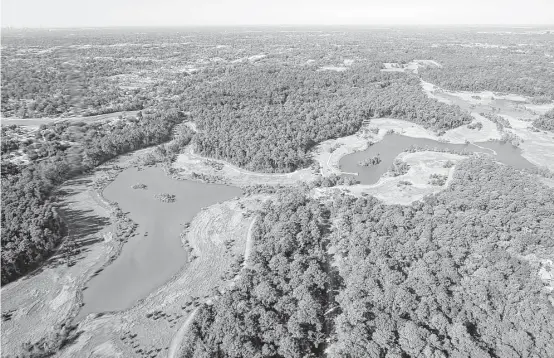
[2,24,554,30]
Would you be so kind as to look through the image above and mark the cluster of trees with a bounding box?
[358,156,381,167]
[331,158,554,357]
[533,108,554,132]
[182,158,554,357]
[185,64,472,173]
[419,50,554,99]
[0,50,152,118]
[1,110,187,284]
[479,112,511,131]
[467,121,483,130]
[388,158,411,176]
[182,189,335,357]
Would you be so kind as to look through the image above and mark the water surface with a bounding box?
[474,140,536,170]
[79,166,241,318]
[340,134,535,185]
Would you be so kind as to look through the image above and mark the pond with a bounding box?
[340,134,535,185]
[78,166,241,319]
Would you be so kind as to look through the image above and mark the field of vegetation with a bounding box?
[2,26,554,357]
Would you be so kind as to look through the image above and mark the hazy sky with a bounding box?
[2,0,554,28]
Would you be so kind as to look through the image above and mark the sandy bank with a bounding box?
[314,151,465,205]
[57,195,268,357]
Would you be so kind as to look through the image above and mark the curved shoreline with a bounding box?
[63,153,146,324]
[4,80,554,356]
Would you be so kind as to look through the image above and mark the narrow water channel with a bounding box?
[340,134,535,185]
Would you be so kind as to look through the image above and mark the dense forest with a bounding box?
[4,27,552,172]
[2,27,554,358]
[182,189,333,357]
[331,158,554,357]
[182,158,554,357]
[533,108,554,132]
[417,34,554,100]
[187,65,472,173]
[1,110,187,284]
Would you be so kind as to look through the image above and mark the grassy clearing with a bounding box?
[314,151,465,205]
[173,146,316,186]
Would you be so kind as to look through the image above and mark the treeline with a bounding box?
[182,158,554,357]
[331,157,554,357]
[186,64,472,173]
[419,52,554,99]
[533,108,554,132]
[182,189,335,357]
[1,110,186,284]
[0,52,153,118]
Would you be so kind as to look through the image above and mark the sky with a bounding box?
[2,0,554,28]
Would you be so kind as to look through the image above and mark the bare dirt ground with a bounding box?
[314,151,464,205]
[0,152,142,356]
[501,115,554,171]
[312,131,372,176]
[56,195,268,358]
[174,146,316,186]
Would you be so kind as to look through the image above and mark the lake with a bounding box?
[340,134,535,185]
[78,166,241,319]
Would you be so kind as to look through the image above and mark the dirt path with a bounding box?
[167,308,199,358]
[165,214,260,358]
[243,216,258,267]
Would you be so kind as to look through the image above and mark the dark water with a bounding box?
[78,167,241,318]
[340,134,534,185]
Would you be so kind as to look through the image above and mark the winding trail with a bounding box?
[243,216,258,268]
[167,308,199,358]
[166,215,258,358]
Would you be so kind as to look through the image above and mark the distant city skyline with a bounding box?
[2,0,554,28]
